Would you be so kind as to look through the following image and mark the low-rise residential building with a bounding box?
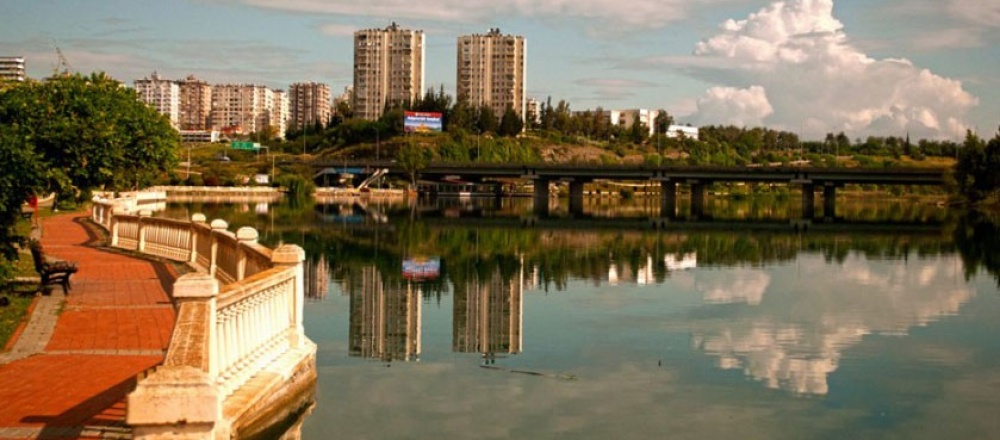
[0,56,26,82]
[666,124,700,140]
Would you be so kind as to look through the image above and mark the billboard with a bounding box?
[404,112,443,133]
[402,257,441,281]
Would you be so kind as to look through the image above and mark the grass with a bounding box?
[0,290,35,351]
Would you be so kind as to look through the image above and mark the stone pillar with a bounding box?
[235,227,258,281]
[690,182,707,218]
[190,214,207,264]
[801,184,815,219]
[128,273,221,439]
[533,179,550,217]
[568,181,585,217]
[660,181,677,219]
[823,185,837,219]
[209,219,228,278]
[272,245,306,348]
[137,210,153,253]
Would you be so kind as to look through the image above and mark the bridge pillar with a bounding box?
[660,181,677,218]
[801,184,816,219]
[533,179,550,216]
[690,182,707,218]
[569,181,585,216]
[823,185,837,219]
[691,182,709,218]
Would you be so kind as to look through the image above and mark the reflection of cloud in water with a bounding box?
[309,361,845,440]
[696,268,770,305]
[692,254,974,395]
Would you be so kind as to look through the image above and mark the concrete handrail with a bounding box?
[91,195,316,439]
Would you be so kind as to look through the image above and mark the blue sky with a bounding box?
[1,0,996,140]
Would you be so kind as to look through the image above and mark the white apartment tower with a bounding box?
[210,84,272,135]
[289,82,332,131]
[457,29,527,121]
[177,75,212,131]
[0,56,26,82]
[353,23,425,121]
[272,89,289,139]
[134,72,180,128]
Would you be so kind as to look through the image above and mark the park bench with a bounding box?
[29,240,78,294]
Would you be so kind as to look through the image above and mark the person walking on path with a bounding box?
[0,212,177,439]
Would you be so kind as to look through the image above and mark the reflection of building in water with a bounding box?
[608,253,697,286]
[665,253,697,271]
[349,267,421,362]
[453,266,523,360]
[305,254,330,301]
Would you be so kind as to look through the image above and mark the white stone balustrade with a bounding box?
[90,196,315,439]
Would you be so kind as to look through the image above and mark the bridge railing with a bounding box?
[90,195,315,439]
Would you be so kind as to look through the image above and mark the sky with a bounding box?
[1,0,996,140]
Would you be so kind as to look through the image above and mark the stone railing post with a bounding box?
[127,273,222,439]
[109,207,129,247]
[190,214,206,265]
[209,219,228,278]
[235,227,258,281]
[271,245,306,348]
[137,210,153,253]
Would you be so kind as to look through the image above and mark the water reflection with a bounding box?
[157,198,1000,438]
[690,254,974,395]
[346,267,422,362]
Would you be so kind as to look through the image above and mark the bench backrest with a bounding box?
[29,241,45,273]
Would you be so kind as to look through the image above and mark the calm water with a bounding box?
[164,197,1000,439]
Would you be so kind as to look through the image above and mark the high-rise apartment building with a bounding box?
[177,75,212,131]
[210,84,272,135]
[457,29,527,121]
[272,89,289,139]
[353,23,425,121]
[134,72,180,128]
[0,56,26,82]
[289,82,332,131]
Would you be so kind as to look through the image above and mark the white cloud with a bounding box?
[946,0,1000,28]
[219,0,744,28]
[682,0,978,139]
[694,86,773,127]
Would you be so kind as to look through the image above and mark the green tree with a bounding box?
[0,125,46,268]
[498,106,524,137]
[0,73,179,200]
[397,139,429,187]
[954,127,1000,203]
[476,105,498,135]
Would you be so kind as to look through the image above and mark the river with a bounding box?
[162,196,1000,439]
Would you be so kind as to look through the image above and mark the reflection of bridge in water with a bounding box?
[314,162,947,219]
[411,211,945,235]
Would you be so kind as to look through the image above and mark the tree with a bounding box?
[0,73,179,199]
[397,139,429,187]
[0,124,46,271]
[654,110,673,136]
[954,127,1000,203]
[498,106,524,137]
[476,105,498,135]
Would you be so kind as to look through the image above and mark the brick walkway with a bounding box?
[0,213,176,439]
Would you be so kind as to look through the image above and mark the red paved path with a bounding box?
[0,213,176,439]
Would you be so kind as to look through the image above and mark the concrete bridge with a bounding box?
[312,162,948,218]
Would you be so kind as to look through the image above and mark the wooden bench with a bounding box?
[29,240,78,294]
